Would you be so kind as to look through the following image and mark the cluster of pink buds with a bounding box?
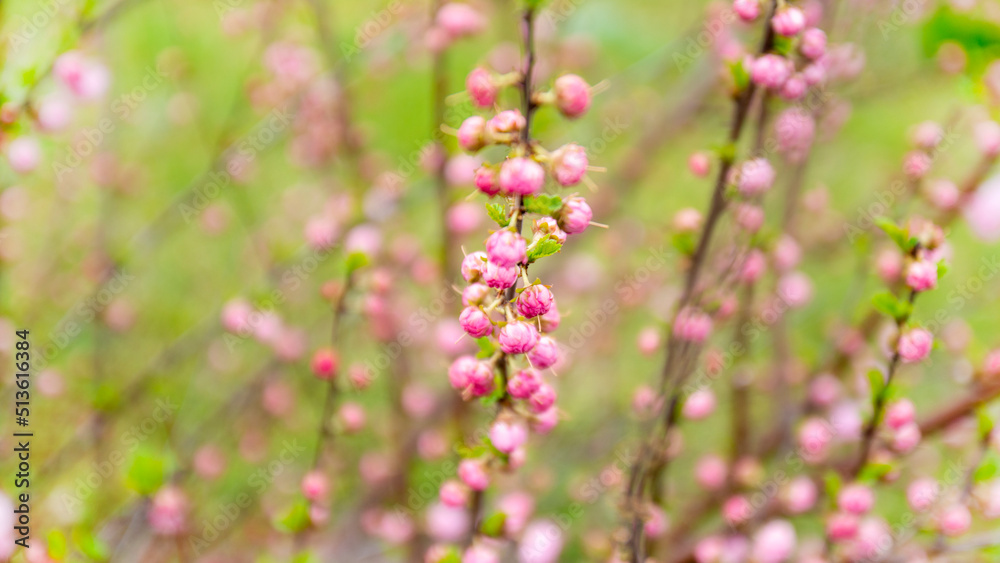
[433,37,598,563]
[736,0,828,102]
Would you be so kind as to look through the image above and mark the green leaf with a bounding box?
[72,528,110,561]
[523,194,563,216]
[874,217,911,252]
[858,462,893,483]
[345,251,369,274]
[481,373,506,406]
[125,451,164,495]
[527,236,562,262]
[772,35,793,56]
[671,232,696,256]
[936,260,949,279]
[974,456,998,482]
[480,511,507,537]
[273,499,311,534]
[823,472,842,507]
[978,409,995,437]
[486,203,510,227]
[47,530,67,560]
[867,369,885,399]
[729,60,749,95]
[871,291,911,321]
[475,337,496,359]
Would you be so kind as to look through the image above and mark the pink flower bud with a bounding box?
[517,284,554,318]
[447,201,482,234]
[528,383,556,413]
[499,321,539,354]
[808,373,840,407]
[54,51,111,100]
[5,137,41,174]
[779,74,807,100]
[539,304,561,332]
[688,151,711,177]
[898,328,933,363]
[459,306,493,338]
[975,120,1000,157]
[800,28,827,59]
[499,157,545,196]
[221,298,253,333]
[637,327,661,356]
[462,283,490,306]
[550,143,588,186]
[939,504,971,536]
[457,459,489,491]
[311,348,339,380]
[466,67,497,108]
[984,348,1000,377]
[723,495,753,526]
[826,512,859,541]
[778,272,813,308]
[733,0,760,22]
[644,505,669,538]
[508,368,541,399]
[533,216,567,244]
[149,486,188,536]
[486,229,527,267]
[772,7,806,36]
[673,207,703,232]
[518,519,564,563]
[906,259,938,292]
[448,356,491,391]
[301,470,329,501]
[37,95,73,131]
[907,478,939,512]
[885,398,915,430]
[774,108,815,163]
[532,406,559,434]
[903,150,932,179]
[487,109,526,136]
[557,196,593,235]
[489,420,528,453]
[440,480,469,507]
[458,116,487,152]
[339,402,366,432]
[774,236,802,271]
[737,157,775,195]
[739,249,767,283]
[802,62,826,86]
[461,251,487,282]
[783,476,817,514]
[695,454,728,491]
[474,165,501,196]
[929,179,959,210]
[751,520,796,563]
[839,483,874,515]
[683,389,716,420]
[798,417,833,459]
[912,120,945,149]
[751,54,792,89]
[526,336,560,369]
[892,421,922,453]
[436,3,485,39]
[482,260,518,289]
[735,204,765,233]
[463,545,499,563]
[673,307,712,343]
[554,74,591,118]
[427,502,470,542]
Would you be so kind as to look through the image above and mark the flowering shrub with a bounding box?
[3,0,1000,562]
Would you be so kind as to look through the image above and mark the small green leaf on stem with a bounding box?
[486,202,510,227]
[523,194,563,216]
[480,512,508,537]
[527,236,562,262]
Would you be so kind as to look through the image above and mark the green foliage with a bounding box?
[125,450,164,495]
[975,454,999,482]
[874,217,914,253]
[47,530,67,560]
[486,202,510,227]
[866,369,885,399]
[922,7,1000,76]
[871,291,912,322]
[527,235,563,262]
[273,500,311,534]
[523,194,563,216]
[480,512,507,537]
[671,232,696,256]
[344,251,369,274]
[72,528,110,561]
